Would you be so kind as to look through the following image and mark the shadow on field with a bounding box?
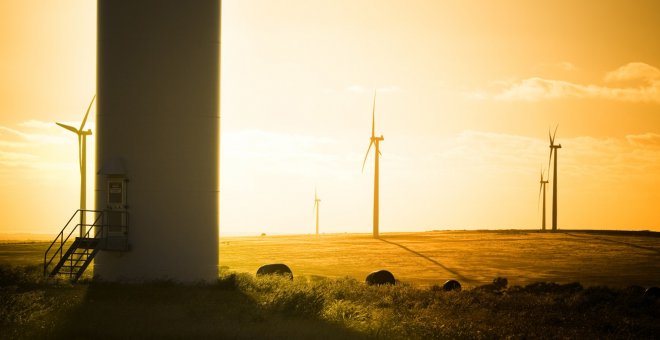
[564,233,660,255]
[49,281,365,339]
[379,238,475,283]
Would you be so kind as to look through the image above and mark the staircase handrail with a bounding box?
[43,209,105,277]
[44,210,79,276]
[64,212,105,271]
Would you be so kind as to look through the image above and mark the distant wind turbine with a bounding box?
[57,95,95,237]
[362,91,384,238]
[538,168,549,231]
[313,188,320,237]
[548,126,562,232]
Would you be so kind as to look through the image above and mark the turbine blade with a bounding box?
[79,95,96,131]
[362,141,374,172]
[552,125,559,144]
[371,91,376,138]
[549,128,553,145]
[56,122,79,134]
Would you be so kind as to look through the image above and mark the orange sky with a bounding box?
[1,0,659,236]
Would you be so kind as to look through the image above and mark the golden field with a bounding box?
[2,230,659,287]
[2,230,660,339]
[220,230,660,288]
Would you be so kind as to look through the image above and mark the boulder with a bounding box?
[493,277,508,289]
[256,263,293,280]
[476,277,508,293]
[623,285,645,296]
[366,270,396,286]
[645,286,660,298]
[520,281,583,294]
[442,279,461,292]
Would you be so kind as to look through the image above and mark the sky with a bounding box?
[1,0,659,237]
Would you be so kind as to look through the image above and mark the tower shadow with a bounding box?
[47,280,366,339]
[563,232,660,255]
[379,238,475,283]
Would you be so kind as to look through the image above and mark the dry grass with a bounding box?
[3,230,659,287]
[220,230,660,288]
[2,230,659,338]
[2,265,659,339]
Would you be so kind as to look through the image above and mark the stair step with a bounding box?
[47,233,102,282]
[74,237,101,249]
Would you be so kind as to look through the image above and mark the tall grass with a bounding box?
[2,264,659,339]
[232,272,660,339]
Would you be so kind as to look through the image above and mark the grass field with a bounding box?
[220,230,660,288]
[3,230,660,287]
[2,230,659,339]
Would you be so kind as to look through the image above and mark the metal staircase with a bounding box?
[49,237,100,281]
[44,210,128,282]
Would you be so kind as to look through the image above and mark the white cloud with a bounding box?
[346,84,368,93]
[433,130,545,176]
[626,133,660,148]
[0,140,27,148]
[377,85,402,93]
[0,150,38,167]
[429,130,660,182]
[476,62,660,103]
[0,125,69,145]
[18,120,59,129]
[604,62,660,83]
[0,121,82,175]
[494,77,587,101]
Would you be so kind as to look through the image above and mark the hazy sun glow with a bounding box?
[1,0,659,236]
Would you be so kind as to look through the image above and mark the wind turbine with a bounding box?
[362,91,384,238]
[538,168,549,231]
[57,95,95,237]
[548,126,562,232]
[313,188,321,237]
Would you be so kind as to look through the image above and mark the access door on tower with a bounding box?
[104,177,129,251]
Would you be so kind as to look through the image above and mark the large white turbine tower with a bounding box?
[362,91,384,239]
[95,0,220,282]
[56,96,95,237]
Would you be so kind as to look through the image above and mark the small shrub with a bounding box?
[493,277,508,289]
[269,285,325,317]
[0,264,44,288]
[577,286,618,309]
[217,273,237,290]
[323,299,368,322]
[516,281,583,294]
